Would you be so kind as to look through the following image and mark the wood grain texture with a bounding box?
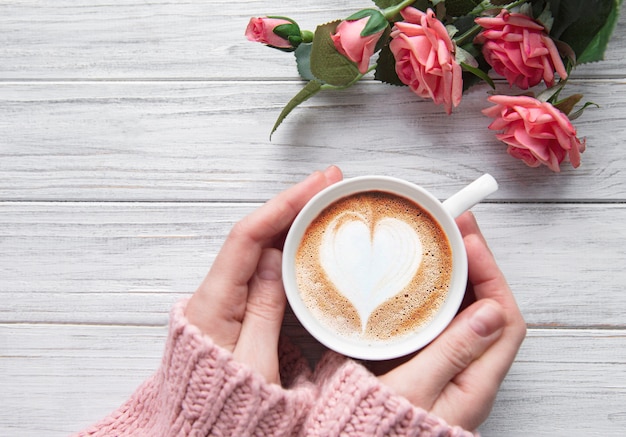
[1,0,624,79]
[2,0,625,435]
[1,202,626,328]
[1,80,626,202]
[2,324,625,436]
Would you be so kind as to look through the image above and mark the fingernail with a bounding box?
[323,165,341,179]
[469,301,505,337]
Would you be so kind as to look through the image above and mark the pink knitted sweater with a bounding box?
[75,300,473,437]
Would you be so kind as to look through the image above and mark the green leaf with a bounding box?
[375,24,392,53]
[553,93,583,115]
[372,0,406,8]
[542,0,620,63]
[374,43,405,86]
[536,81,566,103]
[461,50,492,92]
[294,43,315,81]
[413,0,432,13]
[273,23,300,41]
[568,101,599,121]
[461,62,495,89]
[456,45,477,67]
[452,14,479,36]
[271,80,323,138]
[346,9,375,20]
[346,9,389,37]
[535,3,555,33]
[373,0,430,20]
[446,24,459,39]
[577,0,623,64]
[310,21,361,86]
[444,0,481,17]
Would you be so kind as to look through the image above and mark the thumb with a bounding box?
[233,248,286,384]
[379,299,505,409]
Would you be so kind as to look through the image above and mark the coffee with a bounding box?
[295,190,452,343]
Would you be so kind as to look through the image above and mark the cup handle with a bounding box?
[442,174,498,218]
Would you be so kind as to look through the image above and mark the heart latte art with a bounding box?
[320,214,423,331]
[295,191,452,343]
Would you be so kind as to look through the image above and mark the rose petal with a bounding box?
[475,10,566,89]
[390,8,462,113]
[483,95,585,171]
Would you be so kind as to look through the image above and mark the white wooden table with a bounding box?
[1,1,625,435]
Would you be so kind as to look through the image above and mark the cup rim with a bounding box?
[282,176,468,360]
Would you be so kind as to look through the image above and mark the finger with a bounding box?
[456,211,487,245]
[186,166,343,339]
[207,165,343,293]
[432,308,524,430]
[454,212,482,312]
[462,230,527,382]
[462,214,526,338]
[432,340,511,430]
[408,211,524,430]
[457,212,511,304]
[379,299,505,409]
[233,248,286,384]
[454,212,526,404]
[458,211,525,332]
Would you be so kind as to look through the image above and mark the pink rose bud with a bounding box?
[331,16,385,74]
[389,8,462,115]
[245,17,298,49]
[483,95,585,172]
[475,10,568,89]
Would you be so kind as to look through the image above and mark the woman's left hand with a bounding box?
[185,166,343,384]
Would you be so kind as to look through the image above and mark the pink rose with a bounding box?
[245,17,295,49]
[389,8,462,114]
[483,95,585,172]
[389,7,463,114]
[332,17,384,74]
[475,10,568,89]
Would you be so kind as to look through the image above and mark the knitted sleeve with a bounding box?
[74,299,473,437]
[305,352,475,437]
[73,299,315,437]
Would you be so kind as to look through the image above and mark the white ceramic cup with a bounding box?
[282,174,498,360]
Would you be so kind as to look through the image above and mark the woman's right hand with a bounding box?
[378,211,527,431]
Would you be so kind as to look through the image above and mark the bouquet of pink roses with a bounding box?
[246,0,622,172]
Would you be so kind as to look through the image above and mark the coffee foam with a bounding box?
[320,213,423,332]
[295,191,452,343]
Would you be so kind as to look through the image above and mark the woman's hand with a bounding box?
[185,166,343,384]
[378,211,526,431]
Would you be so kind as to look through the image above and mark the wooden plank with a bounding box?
[2,2,623,437]
[1,324,624,436]
[1,80,625,201]
[1,0,624,79]
[484,329,626,436]
[1,202,625,328]
[0,323,167,436]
